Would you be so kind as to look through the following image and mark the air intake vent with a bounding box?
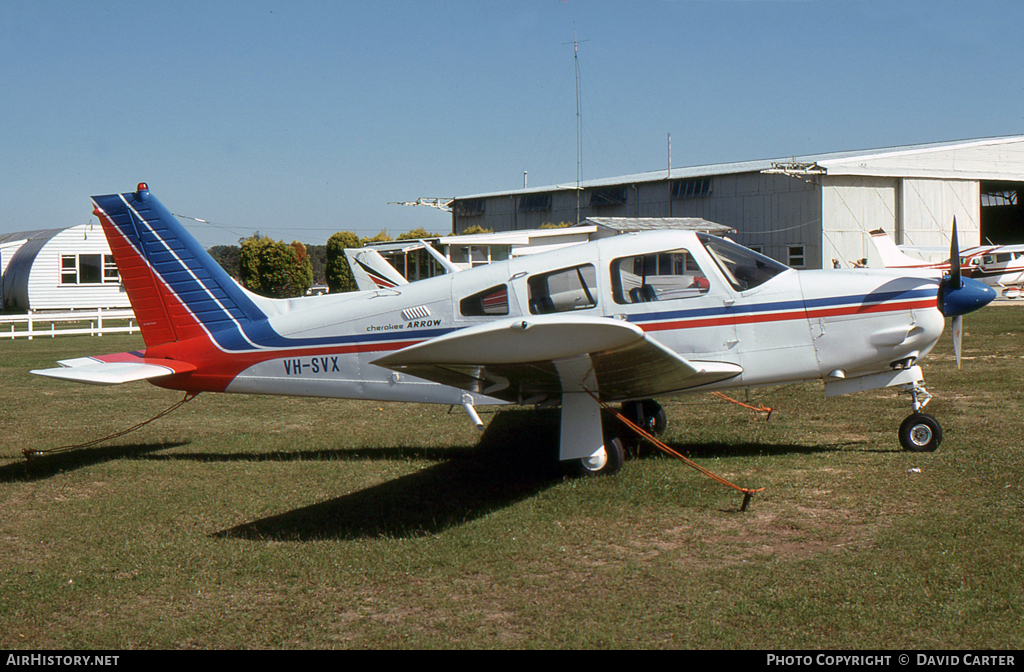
[402,306,432,321]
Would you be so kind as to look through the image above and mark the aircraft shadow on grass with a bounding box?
[212,409,830,541]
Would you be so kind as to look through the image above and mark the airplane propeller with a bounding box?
[938,217,996,368]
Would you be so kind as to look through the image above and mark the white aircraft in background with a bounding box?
[344,242,457,292]
[870,227,1024,299]
[33,185,994,476]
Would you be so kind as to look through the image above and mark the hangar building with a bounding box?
[449,135,1024,269]
[1,224,129,311]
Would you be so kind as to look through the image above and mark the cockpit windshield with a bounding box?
[696,233,790,292]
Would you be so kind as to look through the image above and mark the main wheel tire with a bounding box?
[899,413,942,452]
[641,400,668,436]
[621,400,668,436]
[578,437,625,476]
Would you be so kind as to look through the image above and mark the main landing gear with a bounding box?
[620,399,667,437]
[575,399,667,476]
[578,435,625,476]
[898,381,942,452]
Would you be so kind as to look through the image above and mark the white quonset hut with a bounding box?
[0,224,129,311]
[450,136,1024,269]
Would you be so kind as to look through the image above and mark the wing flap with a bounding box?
[373,315,741,402]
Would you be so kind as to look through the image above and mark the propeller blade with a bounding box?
[949,217,962,290]
[939,216,993,318]
[952,315,962,369]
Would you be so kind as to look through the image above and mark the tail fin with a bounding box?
[343,248,410,290]
[92,183,267,347]
[868,228,931,268]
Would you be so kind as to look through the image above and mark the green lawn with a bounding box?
[1,307,1021,649]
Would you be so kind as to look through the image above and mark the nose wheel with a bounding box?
[898,381,941,452]
[899,413,942,452]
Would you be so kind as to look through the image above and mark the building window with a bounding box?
[60,253,119,284]
[450,245,502,267]
[456,199,485,217]
[671,177,712,200]
[518,193,552,212]
[788,245,806,268]
[981,189,1017,207]
[104,255,119,283]
[589,187,626,208]
[60,255,78,284]
[79,254,103,283]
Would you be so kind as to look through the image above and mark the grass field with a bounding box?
[1,308,1022,649]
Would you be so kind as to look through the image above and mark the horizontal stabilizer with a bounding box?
[373,315,742,402]
[31,354,196,386]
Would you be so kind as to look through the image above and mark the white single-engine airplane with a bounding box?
[344,241,458,292]
[33,185,995,473]
[870,227,1024,299]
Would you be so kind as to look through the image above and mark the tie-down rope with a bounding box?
[583,388,765,511]
[23,392,199,461]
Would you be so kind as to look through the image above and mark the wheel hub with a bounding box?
[909,424,933,446]
[580,448,608,472]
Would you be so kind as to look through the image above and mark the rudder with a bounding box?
[92,183,266,347]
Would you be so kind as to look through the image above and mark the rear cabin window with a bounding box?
[611,249,710,304]
[528,264,598,314]
[460,284,510,316]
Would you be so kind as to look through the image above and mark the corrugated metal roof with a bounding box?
[0,229,62,246]
[582,217,734,234]
[439,225,598,246]
[456,135,1024,200]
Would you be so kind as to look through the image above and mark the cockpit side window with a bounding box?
[527,264,598,314]
[460,284,510,316]
[697,233,789,292]
[610,249,710,304]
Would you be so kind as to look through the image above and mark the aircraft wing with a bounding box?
[371,315,742,403]
[31,352,196,386]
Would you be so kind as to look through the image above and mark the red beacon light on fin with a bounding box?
[136,182,149,193]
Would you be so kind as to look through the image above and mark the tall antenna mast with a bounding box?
[574,31,582,225]
[564,30,587,226]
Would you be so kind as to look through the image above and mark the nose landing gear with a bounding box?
[898,381,942,452]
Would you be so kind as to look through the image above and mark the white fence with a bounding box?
[0,308,137,340]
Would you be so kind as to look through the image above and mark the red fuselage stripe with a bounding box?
[641,298,936,332]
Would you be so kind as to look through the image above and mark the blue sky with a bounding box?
[2,0,1023,247]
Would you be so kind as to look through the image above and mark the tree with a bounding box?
[238,234,313,298]
[326,231,360,293]
[396,227,439,241]
[360,231,392,246]
[288,240,314,294]
[458,225,494,235]
[207,245,241,278]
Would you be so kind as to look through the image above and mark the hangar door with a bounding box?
[980,181,1024,244]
